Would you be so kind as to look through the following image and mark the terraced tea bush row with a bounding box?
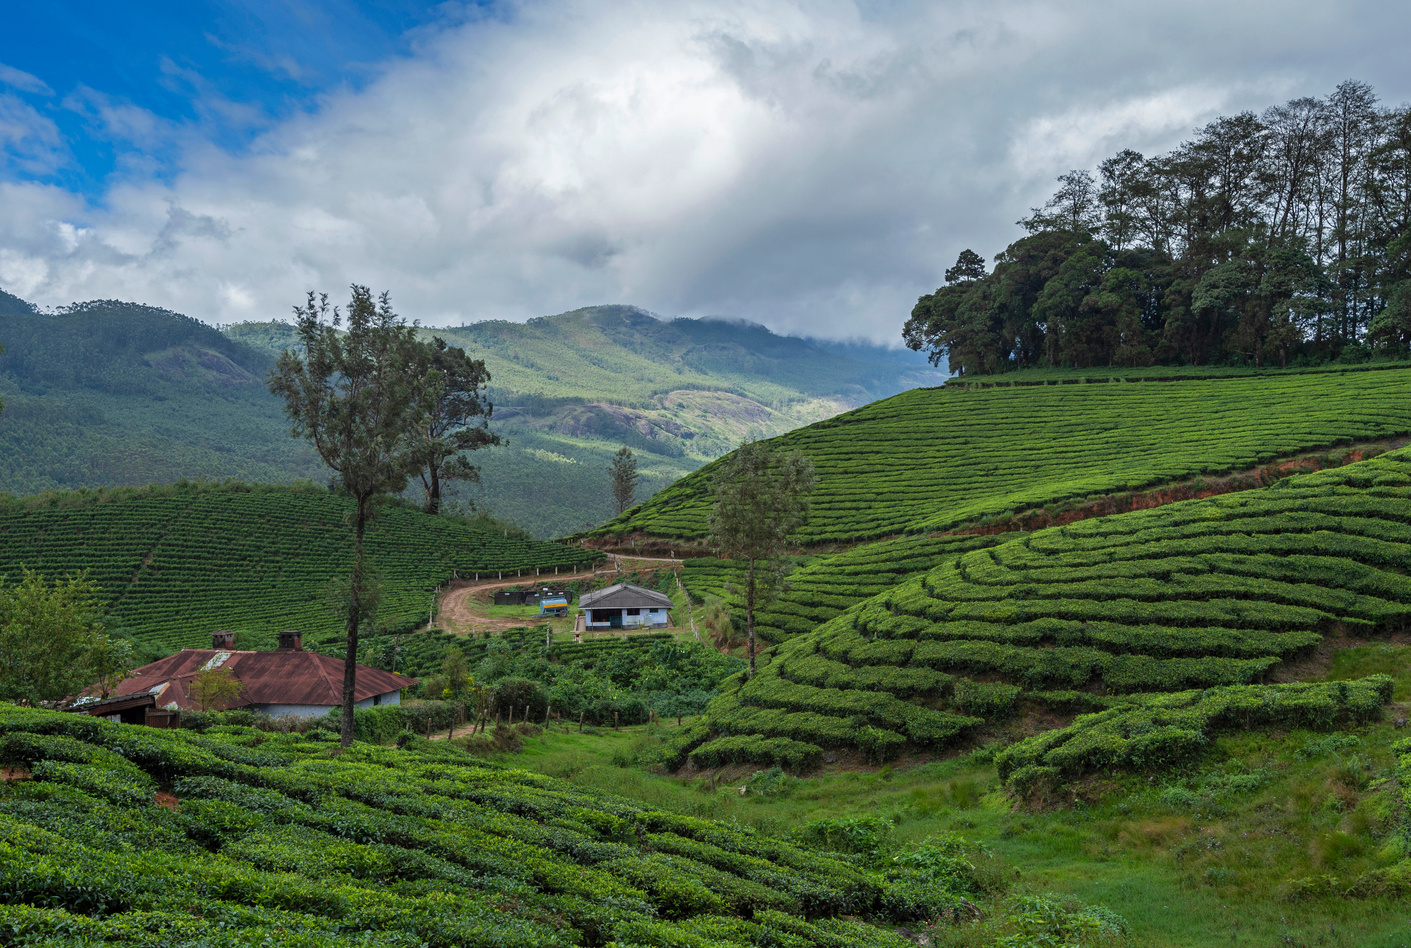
[677,451,1411,770]
[681,534,1005,643]
[688,734,824,771]
[995,677,1393,794]
[0,704,979,946]
[0,482,601,653]
[593,368,1411,543]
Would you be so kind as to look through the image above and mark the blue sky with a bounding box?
[1,0,456,197]
[2,1,1410,340]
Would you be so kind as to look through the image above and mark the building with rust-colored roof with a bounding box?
[68,630,418,726]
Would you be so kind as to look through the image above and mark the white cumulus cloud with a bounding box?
[1,0,1408,341]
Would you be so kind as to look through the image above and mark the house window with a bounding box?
[626,608,640,616]
[373,693,382,706]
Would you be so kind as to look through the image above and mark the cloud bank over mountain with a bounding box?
[1,0,1408,341]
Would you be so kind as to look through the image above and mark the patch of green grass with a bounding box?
[477,717,1411,948]
[485,604,552,619]
[1326,644,1411,701]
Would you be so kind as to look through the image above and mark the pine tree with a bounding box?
[610,446,639,515]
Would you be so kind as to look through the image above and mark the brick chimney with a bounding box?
[212,630,236,650]
[277,630,303,651]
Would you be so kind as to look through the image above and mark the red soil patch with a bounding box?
[0,767,29,783]
[154,791,180,811]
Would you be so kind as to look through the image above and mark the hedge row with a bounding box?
[995,676,1393,794]
[679,451,1411,770]
[688,735,824,772]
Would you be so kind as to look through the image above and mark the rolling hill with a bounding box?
[676,446,1411,779]
[0,482,600,655]
[591,365,1411,545]
[0,293,943,537]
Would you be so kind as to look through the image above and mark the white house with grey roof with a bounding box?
[578,583,673,630]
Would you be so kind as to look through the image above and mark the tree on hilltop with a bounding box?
[905,80,1411,372]
[408,337,501,515]
[707,440,815,679]
[610,446,639,515]
[268,286,434,747]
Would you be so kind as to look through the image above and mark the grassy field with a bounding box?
[0,482,601,655]
[591,367,1411,544]
[468,658,1411,948]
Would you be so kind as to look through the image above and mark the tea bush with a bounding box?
[597,368,1411,543]
[679,451,1411,774]
[0,482,602,653]
[0,704,959,947]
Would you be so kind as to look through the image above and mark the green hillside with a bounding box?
[594,365,1411,544]
[0,301,327,491]
[0,706,936,948]
[0,295,942,538]
[676,447,1411,775]
[0,483,600,655]
[228,306,945,536]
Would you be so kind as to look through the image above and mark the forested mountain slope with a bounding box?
[0,294,941,537]
[0,482,600,655]
[676,448,1411,775]
[594,365,1411,544]
[227,305,943,535]
[0,300,326,490]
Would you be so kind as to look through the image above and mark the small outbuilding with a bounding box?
[578,583,673,630]
[66,630,418,723]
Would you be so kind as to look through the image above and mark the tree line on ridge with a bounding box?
[905,80,1411,374]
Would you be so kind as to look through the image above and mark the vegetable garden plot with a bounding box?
[591,368,1411,544]
[680,450,1411,772]
[0,484,601,653]
[0,705,965,947]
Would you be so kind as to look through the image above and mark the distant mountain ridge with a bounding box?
[0,292,944,537]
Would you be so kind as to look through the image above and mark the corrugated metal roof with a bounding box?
[578,583,674,610]
[79,649,418,712]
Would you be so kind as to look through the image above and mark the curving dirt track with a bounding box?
[436,554,684,634]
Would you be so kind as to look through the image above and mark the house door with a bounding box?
[608,612,623,629]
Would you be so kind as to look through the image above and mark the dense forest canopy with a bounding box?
[905,80,1411,374]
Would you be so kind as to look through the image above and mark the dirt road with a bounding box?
[435,554,684,634]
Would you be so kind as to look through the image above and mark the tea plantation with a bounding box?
[681,533,1007,641]
[0,483,602,654]
[0,705,977,948]
[592,366,1411,544]
[677,448,1411,777]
